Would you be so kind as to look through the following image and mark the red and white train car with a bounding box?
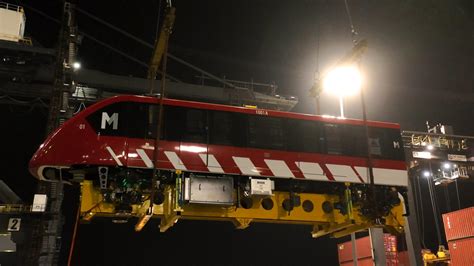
[30,95,407,212]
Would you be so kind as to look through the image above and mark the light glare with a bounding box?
[423,171,431,177]
[323,66,362,96]
[73,62,81,69]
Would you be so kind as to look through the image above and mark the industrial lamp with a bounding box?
[323,65,362,118]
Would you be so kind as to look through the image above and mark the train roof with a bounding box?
[85,95,401,129]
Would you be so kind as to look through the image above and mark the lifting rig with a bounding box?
[79,175,406,238]
[76,2,406,239]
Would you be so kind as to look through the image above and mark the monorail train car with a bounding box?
[29,95,406,217]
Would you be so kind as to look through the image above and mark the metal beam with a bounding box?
[79,181,406,238]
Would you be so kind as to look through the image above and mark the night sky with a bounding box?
[1,0,474,265]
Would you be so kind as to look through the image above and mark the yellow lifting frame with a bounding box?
[79,180,405,238]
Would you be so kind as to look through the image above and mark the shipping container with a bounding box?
[338,237,372,263]
[442,206,474,241]
[340,257,374,266]
[448,237,474,266]
[338,234,399,265]
[398,251,409,266]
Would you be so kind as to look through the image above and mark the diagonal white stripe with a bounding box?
[265,159,294,178]
[326,164,361,183]
[106,146,123,166]
[136,149,153,168]
[164,151,187,170]
[296,162,327,180]
[199,154,224,173]
[232,157,260,176]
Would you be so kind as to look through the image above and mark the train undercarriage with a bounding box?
[71,165,407,237]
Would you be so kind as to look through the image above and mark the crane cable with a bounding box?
[343,0,358,43]
[342,0,379,223]
[67,203,81,266]
[149,0,170,216]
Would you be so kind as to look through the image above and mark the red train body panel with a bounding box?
[29,95,407,186]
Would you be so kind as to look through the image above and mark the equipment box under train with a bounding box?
[185,176,234,205]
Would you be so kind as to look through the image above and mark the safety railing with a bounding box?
[0,2,24,12]
[20,37,33,46]
[0,204,32,213]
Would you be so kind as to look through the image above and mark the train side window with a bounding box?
[384,129,405,161]
[247,115,286,150]
[369,128,405,160]
[181,108,207,143]
[209,111,233,146]
[143,104,165,140]
[127,103,149,139]
[343,125,367,157]
[163,105,184,142]
[287,119,321,153]
[341,126,404,160]
[324,124,343,155]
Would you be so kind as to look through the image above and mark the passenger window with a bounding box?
[209,111,233,146]
[181,109,207,143]
[324,124,343,155]
[143,104,164,140]
[163,106,184,142]
[343,125,367,157]
[384,129,405,161]
[127,103,149,139]
[248,116,285,150]
[369,128,403,160]
[287,119,321,153]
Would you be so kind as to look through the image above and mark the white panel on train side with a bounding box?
[232,157,260,176]
[264,159,294,178]
[295,162,327,181]
[199,154,225,173]
[326,164,362,183]
[164,151,187,170]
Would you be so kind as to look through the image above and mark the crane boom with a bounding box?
[148,6,176,80]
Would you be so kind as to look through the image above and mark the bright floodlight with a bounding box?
[323,65,362,96]
[443,163,451,169]
[423,171,431,177]
[73,62,81,70]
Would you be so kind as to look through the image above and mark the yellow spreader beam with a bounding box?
[79,180,405,238]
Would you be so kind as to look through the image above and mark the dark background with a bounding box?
[1,0,473,265]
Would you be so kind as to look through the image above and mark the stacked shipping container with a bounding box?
[397,251,409,266]
[442,206,474,266]
[337,234,400,266]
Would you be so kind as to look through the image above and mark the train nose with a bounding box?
[29,143,51,179]
[29,145,42,178]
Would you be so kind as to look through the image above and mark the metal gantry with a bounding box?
[29,1,80,265]
[402,129,474,265]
